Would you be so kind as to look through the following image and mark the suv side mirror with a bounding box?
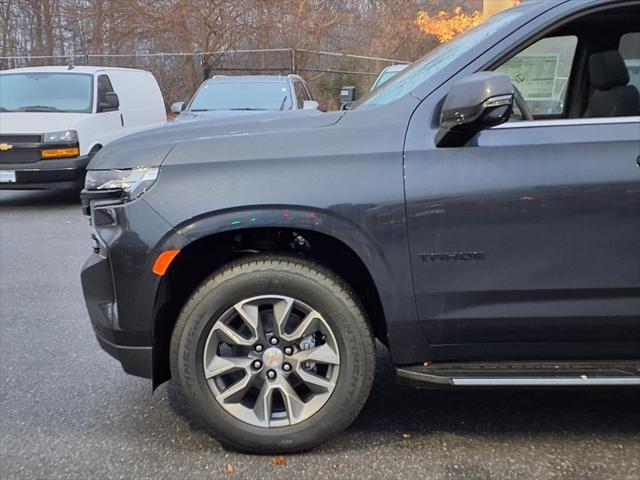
[171,101,186,114]
[99,92,119,112]
[302,100,319,110]
[436,72,513,148]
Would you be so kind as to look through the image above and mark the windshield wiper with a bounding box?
[229,108,267,111]
[279,96,288,111]
[17,105,60,112]
[0,107,11,112]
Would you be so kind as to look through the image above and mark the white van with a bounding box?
[0,66,166,190]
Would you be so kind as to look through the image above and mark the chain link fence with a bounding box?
[1,49,409,111]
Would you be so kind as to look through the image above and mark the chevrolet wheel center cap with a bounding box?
[263,347,284,369]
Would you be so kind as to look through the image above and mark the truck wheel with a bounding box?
[170,255,376,453]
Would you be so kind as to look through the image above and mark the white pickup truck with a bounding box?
[0,66,166,190]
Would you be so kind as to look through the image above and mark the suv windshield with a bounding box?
[0,72,93,113]
[189,81,293,111]
[358,5,529,108]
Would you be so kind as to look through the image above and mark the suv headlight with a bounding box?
[84,167,160,201]
[43,130,78,143]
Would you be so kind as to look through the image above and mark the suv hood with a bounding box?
[88,110,345,170]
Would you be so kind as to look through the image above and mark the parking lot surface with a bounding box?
[1,190,639,480]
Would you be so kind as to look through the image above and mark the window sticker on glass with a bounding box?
[500,54,560,99]
[497,35,577,115]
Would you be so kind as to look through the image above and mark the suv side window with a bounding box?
[293,80,310,109]
[619,32,640,92]
[97,75,116,107]
[497,35,578,116]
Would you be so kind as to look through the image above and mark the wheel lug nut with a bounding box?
[269,337,279,345]
[255,344,264,353]
[252,360,262,370]
[282,363,291,372]
[267,369,277,380]
[284,346,293,356]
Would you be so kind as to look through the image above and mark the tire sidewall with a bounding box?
[171,259,374,452]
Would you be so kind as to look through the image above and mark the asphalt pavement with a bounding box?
[1,189,639,480]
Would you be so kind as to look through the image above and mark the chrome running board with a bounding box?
[397,360,640,387]
[451,377,640,386]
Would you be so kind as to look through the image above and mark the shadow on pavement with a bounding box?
[351,344,640,439]
[0,189,81,207]
[166,342,640,449]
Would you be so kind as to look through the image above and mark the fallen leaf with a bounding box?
[225,464,235,474]
[273,456,287,465]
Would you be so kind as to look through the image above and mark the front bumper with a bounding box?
[80,195,185,380]
[81,252,153,378]
[0,155,90,190]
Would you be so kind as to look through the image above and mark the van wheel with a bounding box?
[170,255,376,453]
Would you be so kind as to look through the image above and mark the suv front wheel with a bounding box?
[170,255,376,453]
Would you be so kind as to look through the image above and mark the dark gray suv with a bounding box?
[81,0,640,453]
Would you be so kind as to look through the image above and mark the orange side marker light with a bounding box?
[152,249,180,276]
[41,147,80,158]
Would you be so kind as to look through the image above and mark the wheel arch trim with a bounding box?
[162,204,394,279]
[149,204,397,387]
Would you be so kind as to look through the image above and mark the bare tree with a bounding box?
[0,0,487,106]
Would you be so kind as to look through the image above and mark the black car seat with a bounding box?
[584,50,640,117]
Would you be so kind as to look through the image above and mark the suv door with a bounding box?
[404,32,640,360]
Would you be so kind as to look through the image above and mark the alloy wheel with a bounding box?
[202,295,340,428]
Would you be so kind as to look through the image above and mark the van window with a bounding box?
[0,73,93,113]
[97,75,116,104]
[497,36,578,116]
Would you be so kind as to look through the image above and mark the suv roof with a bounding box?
[206,74,305,83]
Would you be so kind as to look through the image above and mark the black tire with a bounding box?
[170,255,376,453]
